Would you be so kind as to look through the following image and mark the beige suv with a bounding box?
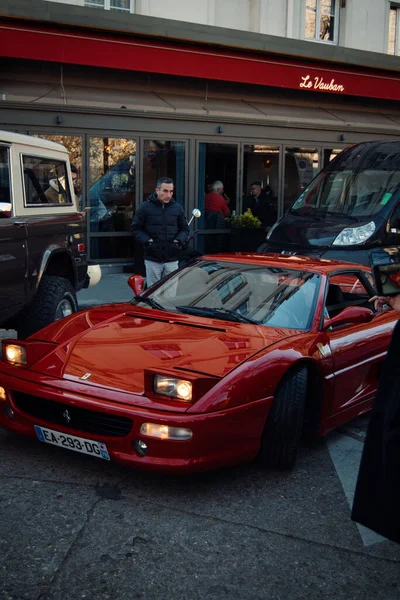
[0,131,93,338]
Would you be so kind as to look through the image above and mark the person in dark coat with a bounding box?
[351,293,400,544]
[243,181,276,227]
[131,177,189,287]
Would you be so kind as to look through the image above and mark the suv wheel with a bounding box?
[17,275,78,338]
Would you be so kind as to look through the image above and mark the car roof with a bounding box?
[201,253,371,275]
[0,130,67,153]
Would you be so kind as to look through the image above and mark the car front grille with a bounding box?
[12,391,132,438]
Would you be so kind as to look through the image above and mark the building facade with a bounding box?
[1,0,400,264]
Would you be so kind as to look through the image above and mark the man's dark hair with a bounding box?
[70,164,78,174]
[250,181,262,187]
[156,177,174,189]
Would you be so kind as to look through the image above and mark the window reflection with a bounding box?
[140,259,321,331]
[143,140,185,206]
[284,147,319,213]
[305,0,337,43]
[388,7,400,55]
[33,134,83,203]
[89,137,136,233]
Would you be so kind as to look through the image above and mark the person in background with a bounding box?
[351,292,400,544]
[131,177,189,287]
[243,181,276,227]
[205,180,231,219]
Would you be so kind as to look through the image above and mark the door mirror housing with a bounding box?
[128,274,145,297]
[323,306,374,330]
[188,208,201,225]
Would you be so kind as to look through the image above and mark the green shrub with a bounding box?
[229,208,261,229]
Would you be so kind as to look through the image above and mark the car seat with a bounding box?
[326,284,345,317]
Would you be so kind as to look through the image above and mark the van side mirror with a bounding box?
[323,306,373,330]
[0,202,11,218]
[128,275,145,297]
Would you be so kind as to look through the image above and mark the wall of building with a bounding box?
[45,0,392,55]
[340,0,389,53]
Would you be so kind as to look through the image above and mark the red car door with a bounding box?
[324,271,396,418]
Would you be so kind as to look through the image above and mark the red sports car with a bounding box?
[0,254,396,473]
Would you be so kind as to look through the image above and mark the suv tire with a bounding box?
[17,275,78,338]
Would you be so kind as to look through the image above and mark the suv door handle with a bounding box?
[14,220,28,227]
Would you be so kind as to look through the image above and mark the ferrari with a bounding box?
[0,254,396,472]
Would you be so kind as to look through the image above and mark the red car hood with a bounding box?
[32,310,298,394]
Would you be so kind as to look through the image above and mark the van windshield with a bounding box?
[290,165,400,219]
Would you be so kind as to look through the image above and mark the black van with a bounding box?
[259,141,400,265]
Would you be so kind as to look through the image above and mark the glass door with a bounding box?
[197,142,238,254]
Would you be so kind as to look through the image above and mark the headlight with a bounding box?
[3,344,27,366]
[140,423,193,440]
[153,375,192,401]
[332,221,375,246]
[0,387,6,401]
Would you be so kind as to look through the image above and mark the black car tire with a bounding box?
[259,366,308,470]
[17,275,78,339]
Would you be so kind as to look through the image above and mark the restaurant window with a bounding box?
[284,147,319,213]
[197,142,237,254]
[143,140,186,207]
[323,148,343,168]
[304,0,338,43]
[32,134,83,205]
[88,137,136,260]
[242,144,279,225]
[389,5,400,55]
[84,0,134,11]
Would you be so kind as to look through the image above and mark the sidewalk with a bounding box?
[77,268,135,310]
[0,269,136,342]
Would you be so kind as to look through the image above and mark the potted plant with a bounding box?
[229,209,266,252]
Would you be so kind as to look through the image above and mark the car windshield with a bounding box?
[134,260,321,330]
[289,145,400,219]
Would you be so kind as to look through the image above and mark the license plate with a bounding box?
[34,425,110,461]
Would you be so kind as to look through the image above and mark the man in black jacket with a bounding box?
[243,181,276,228]
[131,177,189,287]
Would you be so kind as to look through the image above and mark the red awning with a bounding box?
[1,21,400,101]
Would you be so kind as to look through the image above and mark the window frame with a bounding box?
[0,144,12,217]
[388,3,400,55]
[84,0,135,13]
[302,0,339,45]
[20,154,73,208]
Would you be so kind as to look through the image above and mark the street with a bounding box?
[1,271,400,600]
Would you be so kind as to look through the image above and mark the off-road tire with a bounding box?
[17,275,77,338]
[259,366,308,470]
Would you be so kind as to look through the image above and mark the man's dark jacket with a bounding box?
[243,188,276,227]
[351,318,400,544]
[131,193,189,263]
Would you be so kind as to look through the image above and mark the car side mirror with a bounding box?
[0,202,12,218]
[128,275,145,297]
[188,208,202,225]
[323,306,374,330]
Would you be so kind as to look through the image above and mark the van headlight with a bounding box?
[332,221,375,246]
